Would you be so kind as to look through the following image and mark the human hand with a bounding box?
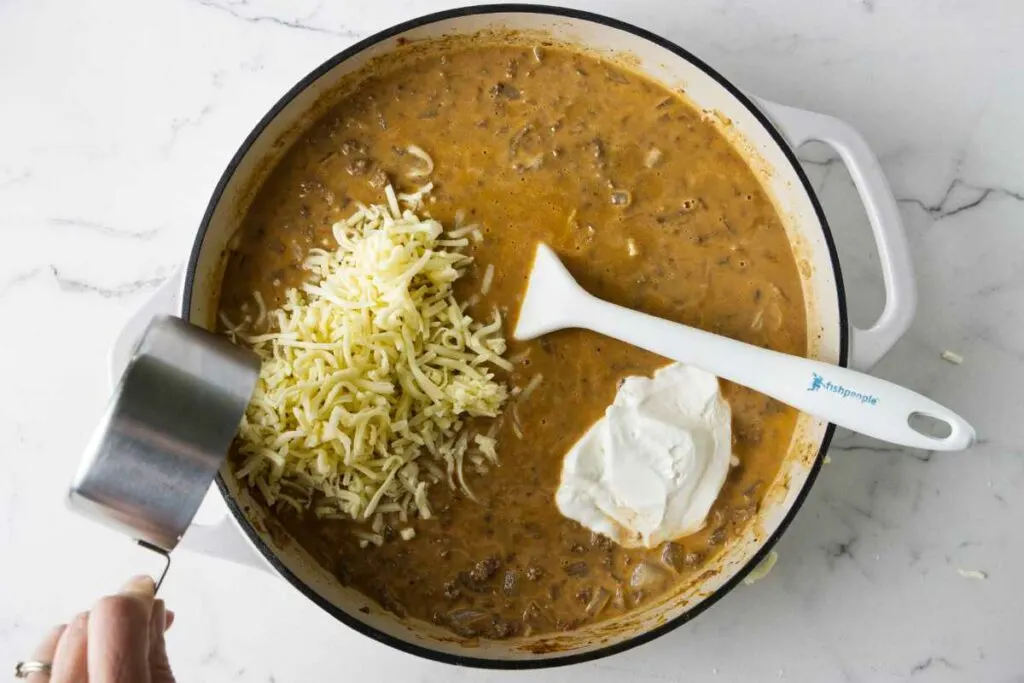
[18,575,175,682]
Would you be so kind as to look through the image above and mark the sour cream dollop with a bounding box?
[555,363,732,548]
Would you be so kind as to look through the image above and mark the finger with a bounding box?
[148,601,165,649]
[25,624,65,683]
[118,575,157,601]
[51,612,89,683]
[148,601,176,683]
[88,576,157,683]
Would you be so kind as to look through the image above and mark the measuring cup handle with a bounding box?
[103,272,271,571]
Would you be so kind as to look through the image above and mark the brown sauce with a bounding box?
[217,44,806,639]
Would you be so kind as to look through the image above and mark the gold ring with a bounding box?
[14,661,52,678]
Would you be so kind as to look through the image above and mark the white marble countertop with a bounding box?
[2,0,1022,680]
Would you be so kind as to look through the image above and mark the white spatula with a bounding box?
[514,244,975,451]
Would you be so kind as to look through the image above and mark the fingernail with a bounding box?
[120,574,156,597]
[164,609,176,631]
[71,611,89,632]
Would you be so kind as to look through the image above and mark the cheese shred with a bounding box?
[231,186,509,535]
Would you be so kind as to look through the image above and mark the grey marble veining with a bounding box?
[1,0,1021,681]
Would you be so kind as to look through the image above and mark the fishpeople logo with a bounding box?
[808,373,879,405]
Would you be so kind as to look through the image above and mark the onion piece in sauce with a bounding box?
[405,144,434,178]
[629,561,669,592]
[584,587,612,617]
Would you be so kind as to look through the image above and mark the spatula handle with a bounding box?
[573,295,974,452]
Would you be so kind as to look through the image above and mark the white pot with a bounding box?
[111,5,915,668]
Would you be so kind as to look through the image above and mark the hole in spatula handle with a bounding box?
[908,411,954,440]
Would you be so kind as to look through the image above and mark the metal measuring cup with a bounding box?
[69,315,260,589]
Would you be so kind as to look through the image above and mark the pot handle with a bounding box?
[108,269,183,388]
[178,491,271,572]
[754,98,917,371]
[108,271,271,572]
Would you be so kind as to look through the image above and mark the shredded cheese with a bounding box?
[519,373,543,401]
[743,550,778,585]
[507,349,531,364]
[481,263,495,296]
[941,350,964,365]
[957,568,987,580]
[448,224,479,239]
[252,290,267,328]
[511,403,524,439]
[231,186,509,535]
